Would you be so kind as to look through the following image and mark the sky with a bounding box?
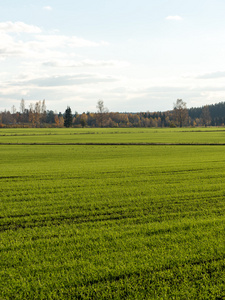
[1,0,225,113]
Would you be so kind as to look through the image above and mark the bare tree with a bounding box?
[11,105,17,124]
[29,103,35,127]
[11,105,16,114]
[96,100,108,127]
[173,99,188,127]
[20,99,25,114]
[41,99,46,114]
[35,101,41,126]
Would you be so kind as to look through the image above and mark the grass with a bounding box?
[1,128,225,299]
[1,127,225,144]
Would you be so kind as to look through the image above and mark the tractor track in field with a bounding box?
[1,142,225,146]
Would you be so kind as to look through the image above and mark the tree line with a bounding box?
[0,98,225,128]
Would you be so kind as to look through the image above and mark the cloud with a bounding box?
[0,24,108,60]
[36,34,108,48]
[196,71,225,79]
[12,74,118,87]
[103,85,225,112]
[2,76,225,113]
[166,16,183,21]
[0,21,41,33]
[43,6,52,11]
[42,59,130,68]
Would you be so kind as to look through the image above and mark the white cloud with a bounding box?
[6,73,118,87]
[43,6,52,11]
[0,25,108,61]
[0,21,41,33]
[196,71,225,79]
[42,59,130,68]
[36,34,107,48]
[166,16,183,21]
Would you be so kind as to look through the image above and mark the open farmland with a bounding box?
[1,128,225,299]
[1,127,225,144]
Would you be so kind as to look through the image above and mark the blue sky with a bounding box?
[1,0,225,113]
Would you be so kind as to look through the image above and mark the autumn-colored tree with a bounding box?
[119,114,129,126]
[54,115,60,127]
[80,113,87,128]
[128,114,141,127]
[59,116,64,127]
[87,113,96,127]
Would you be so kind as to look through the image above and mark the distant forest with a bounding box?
[0,99,225,128]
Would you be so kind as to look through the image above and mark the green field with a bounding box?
[1,127,225,144]
[1,128,225,299]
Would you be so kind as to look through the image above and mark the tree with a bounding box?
[34,101,41,127]
[201,105,211,127]
[29,103,36,127]
[11,105,16,114]
[64,106,73,128]
[41,99,46,114]
[96,100,108,127]
[59,116,64,127]
[20,99,25,114]
[54,115,60,127]
[173,99,188,127]
[41,99,47,124]
[46,110,55,124]
[80,113,87,128]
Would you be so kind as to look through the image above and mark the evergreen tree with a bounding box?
[201,105,211,127]
[64,106,73,128]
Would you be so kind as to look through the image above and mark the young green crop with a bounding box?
[1,133,225,299]
[1,127,225,144]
